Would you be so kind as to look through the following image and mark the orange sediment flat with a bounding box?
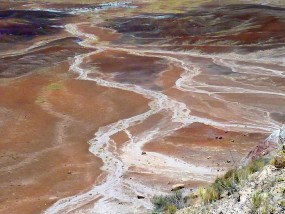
[0,60,150,213]
[144,123,267,167]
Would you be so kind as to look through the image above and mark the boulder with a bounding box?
[171,183,185,191]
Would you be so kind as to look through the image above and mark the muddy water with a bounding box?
[0,0,285,214]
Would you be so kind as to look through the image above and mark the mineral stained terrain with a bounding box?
[0,0,284,213]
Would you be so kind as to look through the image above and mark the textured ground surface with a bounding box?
[0,0,285,213]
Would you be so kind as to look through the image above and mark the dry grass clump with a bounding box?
[165,205,177,214]
[35,96,46,104]
[270,150,285,169]
[197,159,266,204]
[251,191,276,214]
[152,191,184,213]
[251,191,263,210]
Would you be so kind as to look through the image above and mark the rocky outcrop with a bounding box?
[171,184,185,191]
[241,126,285,166]
[177,127,285,214]
[178,165,285,214]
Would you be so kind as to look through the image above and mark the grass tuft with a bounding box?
[198,186,219,204]
[251,192,276,214]
[35,96,46,104]
[165,205,177,214]
[270,150,285,168]
[152,191,184,213]
[47,83,63,91]
[251,191,263,210]
[196,158,266,205]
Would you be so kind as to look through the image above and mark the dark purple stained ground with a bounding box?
[0,10,70,43]
[0,37,88,78]
[104,4,285,53]
[84,51,167,90]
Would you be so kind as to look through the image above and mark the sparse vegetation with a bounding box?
[165,205,177,214]
[196,158,266,205]
[270,150,285,169]
[35,96,46,104]
[152,191,184,213]
[197,186,219,204]
[251,192,277,214]
[47,83,63,90]
[157,134,285,214]
[278,201,285,208]
[251,191,263,210]
[175,146,285,214]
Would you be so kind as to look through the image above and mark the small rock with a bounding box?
[137,195,145,199]
[207,156,211,159]
[67,171,72,175]
[227,160,231,163]
[141,151,146,155]
[171,184,185,191]
[220,191,228,199]
[219,136,223,140]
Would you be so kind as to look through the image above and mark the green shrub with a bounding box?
[251,192,276,214]
[152,191,184,213]
[260,204,276,214]
[198,186,219,204]
[246,158,266,173]
[270,151,285,168]
[212,173,236,194]
[223,169,235,179]
[165,205,177,214]
[196,158,266,205]
[252,191,263,210]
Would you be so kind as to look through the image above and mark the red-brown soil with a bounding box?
[0,61,149,213]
